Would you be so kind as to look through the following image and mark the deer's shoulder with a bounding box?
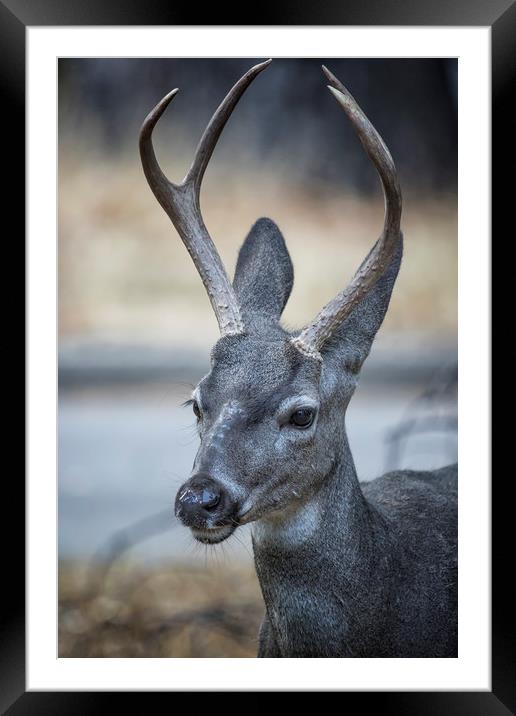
[360,463,457,521]
[361,465,458,577]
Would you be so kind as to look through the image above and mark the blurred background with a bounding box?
[58,58,457,657]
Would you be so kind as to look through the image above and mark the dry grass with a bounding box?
[59,560,264,658]
[59,148,457,348]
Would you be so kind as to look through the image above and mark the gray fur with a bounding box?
[174,219,457,658]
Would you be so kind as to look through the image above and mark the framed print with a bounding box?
[8,0,510,710]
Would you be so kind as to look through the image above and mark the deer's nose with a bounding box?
[175,475,224,525]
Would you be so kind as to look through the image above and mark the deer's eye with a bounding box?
[192,400,202,420]
[289,407,315,429]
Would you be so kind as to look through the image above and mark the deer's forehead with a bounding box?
[205,355,300,397]
[201,336,320,406]
[210,336,301,377]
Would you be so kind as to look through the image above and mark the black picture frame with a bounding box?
[8,0,508,711]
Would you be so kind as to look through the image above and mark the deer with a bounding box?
[139,59,458,658]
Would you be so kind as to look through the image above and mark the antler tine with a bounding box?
[139,60,272,337]
[292,66,403,358]
[322,65,401,238]
[186,59,272,194]
[139,88,181,208]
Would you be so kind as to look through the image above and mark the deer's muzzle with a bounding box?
[175,474,238,543]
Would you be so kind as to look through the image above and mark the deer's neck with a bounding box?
[251,437,389,655]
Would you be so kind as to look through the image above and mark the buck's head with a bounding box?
[140,61,402,543]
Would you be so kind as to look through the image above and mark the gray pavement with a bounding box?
[59,371,457,565]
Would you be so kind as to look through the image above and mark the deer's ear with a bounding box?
[233,218,294,325]
[323,238,403,372]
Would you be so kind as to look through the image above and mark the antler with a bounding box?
[139,59,272,336]
[292,65,402,358]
